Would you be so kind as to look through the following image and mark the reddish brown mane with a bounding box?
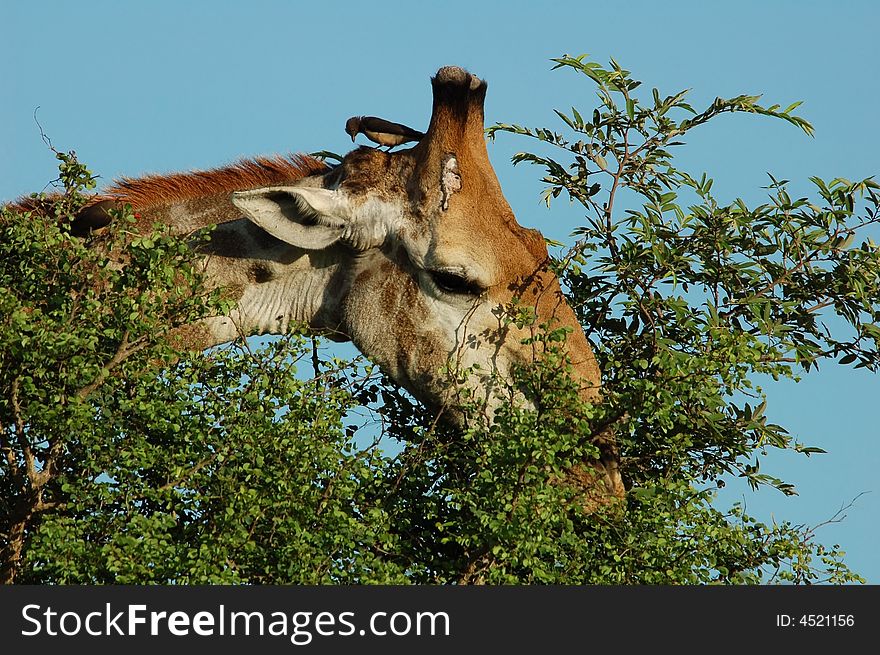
[4,154,329,218]
[103,153,329,209]
[3,194,58,216]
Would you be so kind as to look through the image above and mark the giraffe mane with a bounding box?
[4,153,330,217]
[102,153,329,209]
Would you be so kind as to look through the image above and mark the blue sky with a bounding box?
[3,1,877,582]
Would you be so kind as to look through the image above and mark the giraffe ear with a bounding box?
[231,186,351,250]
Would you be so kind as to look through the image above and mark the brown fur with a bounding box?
[4,193,63,217]
[3,154,328,218]
[103,154,328,210]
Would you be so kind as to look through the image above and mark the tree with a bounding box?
[2,56,876,584]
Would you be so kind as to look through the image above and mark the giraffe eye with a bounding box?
[428,270,485,296]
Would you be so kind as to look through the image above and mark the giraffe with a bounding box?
[12,66,625,507]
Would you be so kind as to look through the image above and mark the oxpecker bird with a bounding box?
[345,116,425,150]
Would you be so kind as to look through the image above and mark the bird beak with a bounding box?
[350,134,356,142]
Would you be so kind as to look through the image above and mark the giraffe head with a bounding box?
[232,66,601,416]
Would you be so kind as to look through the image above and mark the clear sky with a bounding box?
[3,0,877,582]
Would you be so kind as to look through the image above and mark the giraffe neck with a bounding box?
[205,241,351,345]
[146,193,353,349]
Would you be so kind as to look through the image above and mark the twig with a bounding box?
[75,330,149,400]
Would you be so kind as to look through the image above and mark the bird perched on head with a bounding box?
[345,116,425,150]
